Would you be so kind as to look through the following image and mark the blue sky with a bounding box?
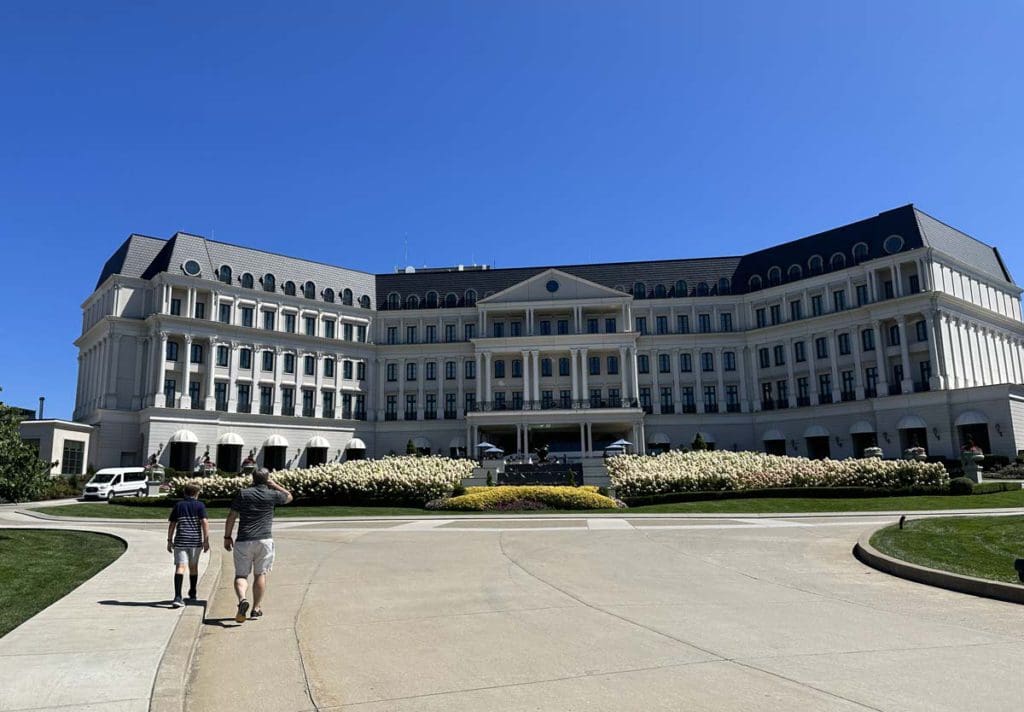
[2,1,1023,418]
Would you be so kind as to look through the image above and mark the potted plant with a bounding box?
[863,446,884,459]
[960,437,985,483]
[143,453,165,496]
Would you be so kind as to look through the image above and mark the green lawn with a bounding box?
[31,488,1024,519]
[871,515,1024,584]
[0,529,126,637]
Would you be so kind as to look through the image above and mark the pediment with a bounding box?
[479,269,626,304]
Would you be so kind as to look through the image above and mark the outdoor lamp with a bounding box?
[790,439,798,450]
[932,427,941,440]
[882,432,891,443]
[996,424,1004,436]
[834,436,843,447]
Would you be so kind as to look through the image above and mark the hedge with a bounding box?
[431,485,623,511]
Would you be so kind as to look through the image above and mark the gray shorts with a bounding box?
[173,546,202,567]
[233,538,275,577]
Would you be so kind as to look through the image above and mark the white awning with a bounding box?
[412,436,432,449]
[955,410,988,427]
[449,435,466,449]
[897,415,927,430]
[168,429,198,444]
[762,429,785,442]
[216,432,244,446]
[848,420,876,435]
[804,425,829,438]
[346,437,367,450]
[647,432,671,445]
[307,436,330,449]
[264,434,289,448]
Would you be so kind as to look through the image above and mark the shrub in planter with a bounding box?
[948,477,975,495]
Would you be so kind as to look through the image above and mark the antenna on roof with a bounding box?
[403,235,408,266]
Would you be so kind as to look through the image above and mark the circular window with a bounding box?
[883,234,904,254]
[546,280,559,293]
[182,260,201,276]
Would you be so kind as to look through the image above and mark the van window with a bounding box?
[125,473,146,483]
[91,474,115,483]
[111,475,122,485]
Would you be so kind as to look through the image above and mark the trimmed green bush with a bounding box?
[948,477,975,495]
[435,485,622,511]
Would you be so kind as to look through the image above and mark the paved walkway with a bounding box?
[0,508,213,712]
[187,514,1024,711]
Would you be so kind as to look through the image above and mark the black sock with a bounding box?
[174,573,183,598]
[189,574,198,597]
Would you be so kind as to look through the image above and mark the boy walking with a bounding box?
[223,468,292,622]
[167,483,210,608]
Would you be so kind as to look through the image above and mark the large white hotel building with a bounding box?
[70,205,1024,473]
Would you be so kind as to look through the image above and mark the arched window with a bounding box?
[748,275,763,291]
[387,293,400,310]
[342,288,353,306]
[674,280,688,297]
[808,255,824,275]
[241,273,254,289]
[852,242,869,264]
[696,282,709,296]
[445,293,458,308]
[358,294,371,308]
[633,282,646,299]
[830,253,846,271]
[217,265,233,284]
[425,291,438,308]
[302,281,316,299]
[787,264,802,281]
[323,288,335,303]
[405,294,419,309]
[262,274,276,292]
[718,277,731,295]
[768,267,782,287]
[465,289,477,306]
[653,284,667,298]
[284,281,296,296]
[884,234,904,254]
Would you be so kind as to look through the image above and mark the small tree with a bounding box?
[0,388,52,503]
[406,439,417,455]
[691,433,708,451]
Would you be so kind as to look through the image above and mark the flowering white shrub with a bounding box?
[607,450,948,498]
[170,455,474,505]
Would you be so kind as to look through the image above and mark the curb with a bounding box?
[150,545,224,712]
[854,523,1024,606]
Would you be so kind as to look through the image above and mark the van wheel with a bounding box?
[107,491,115,502]
[137,488,146,498]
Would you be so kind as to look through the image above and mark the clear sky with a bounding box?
[2,1,1022,419]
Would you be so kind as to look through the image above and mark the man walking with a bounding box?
[167,483,210,608]
[223,468,293,622]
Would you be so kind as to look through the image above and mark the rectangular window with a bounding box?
[660,386,673,410]
[680,353,692,372]
[445,324,456,342]
[703,385,717,411]
[589,388,602,408]
[759,348,770,369]
[635,317,647,335]
[492,322,505,338]
[589,356,600,376]
[797,377,809,400]
[658,353,670,373]
[510,321,522,337]
[699,313,711,333]
[726,385,739,409]
[587,318,599,334]
[558,357,570,376]
[494,360,505,379]
[194,302,205,320]
[559,389,571,408]
[794,341,806,362]
[166,341,179,362]
[387,326,398,344]
[773,344,785,366]
[790,300,803,321]
[285,313,296,333]
[425,325,436,343]
[425,361,436,381]
[701,352,714,372]
[425,393,436,416]
[539,320,550,335]
[838,333,851,355]
[344,323,354,341]
[557,319,569,335]
[284,353,295,374]
[677,315,690,334]
[406,325,417,343]
[385,395,397,419]
[263,310,275,330]
[190,343,203,364]
[769,305,781,326]
[260,386,273,415]
[343,360,353,379]
[819,374,832,396]
[342,394,353,420]
[356,324,367,343]
[607,356,619,375]
[241,307,254,328]
[465,393,476,413]
[237,384,251,410]
[909,274,921,294]
[862,328,875,351]
[884,280,895,299]
[406,362,417,381]
[541,390,554,408]
[305,316,316,336]
[324,358,335,378]
[811,295,823,316]
[833,289,846,312]
[170,298,181,316]
[723,351,736,371]
[637,355,649,374]
[755,308,766,328]
[61,440,85,475]
[605,317,616,333]
[445,361,456,380]
[219,303,231,324]
[656,315,668,335]
[776,380,788,404]
[915,320,928,342]
[639,387,651,411]
[856,284,868,306]
[215,382,227,411]
[889,324,901,346]
[323,391,334,417]
[357,362,365,380]
[324,320,335,339]
[282,387,294,415]
[842,370,855,395]
[445,393,456,417]
[465,360,476,379]
[304,355,315,376]
[720,313,733,332]
[511,359,522,378]
[815,337,828,359]
[302,389,315,417]
[680,386,694,408]
[541,358,552,377]
[262,350,274,372]
[239,348,252,370]
[464,323,476,340]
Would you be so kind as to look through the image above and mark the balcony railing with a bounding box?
[259,405,273,415]
[660,404,675,414]
[302,408,315,417]
[444,410,458,420]
[237,403,252,414]
[467,398,640,413]
[704,402,719,413]
[796,396,811,407]
[323,408,335,419]
[404,411,417,421]
[840,391,856,402]
[681,403,697,414]
[864,387,878,398]
[913,381,931,393]
[424,411,437,420]
[818,393,834,405]
[888,383,903,396]
[726,402,742,413]
[385,412,397,421]
[282,405,295,416]
[215,401,228,412]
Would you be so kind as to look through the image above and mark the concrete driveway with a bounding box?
[187,516,1024,711]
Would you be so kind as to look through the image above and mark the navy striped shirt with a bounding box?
[169,498,208,548]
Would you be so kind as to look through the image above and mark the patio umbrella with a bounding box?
[476,441,497,450]
[609,439,633,448]
[483,446,505,456]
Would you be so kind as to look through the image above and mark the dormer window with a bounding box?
[323,288,335,303]
[284,281,296,296]
[852,242,869,264]
[653,284,667,298]
[749,275,763,291]
[768,267,782,286]
[696,282,709,296]
[217,265,232,284]
[426,291,439,308]
[830,253,846,271]
[788,264,802,281]
[302,281,316,299]
[633,282,646,299]
[406,294,419,309]
[263,274,276,292]
[359,294,371,308]
[387,293,400,310]
[342,288,353,306]
[445,293,458,308]
[809,255,824,275]
[241,273,254,289]
[717,277,731,295]
[674,280,688,297]
[465,289,477,306]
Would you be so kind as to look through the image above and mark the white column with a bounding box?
[786,339,797,406]
[475,353,483,403]
[210,291,219,321]
[105,334,121,408]
[631,346,640,405]
[180,336,192,408]
[531,350,540,402]
[272,346,283,415]
[570,348,580,404]
[874,321,889,393]
[580,348,590,405]
[205,339,218,410]
[896,318,912,391]
[483,352,492,406]
[618,346,629,401]
[828,330,840,399]
[670,347,681,413]
[893,263,903,297]
[939,314,959,389]
[227,341,239,412]
[315,352,325,417]
[737,346,749,413]
[925,314,944,389]
[522,349,531,407]
[154,333,168,407]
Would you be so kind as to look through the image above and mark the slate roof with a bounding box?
[94,205,1014,310]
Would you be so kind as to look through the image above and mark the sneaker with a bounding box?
[187,590,197,601]
[250,609,263,620]
[235,600,250,623]
[171,596,184,609]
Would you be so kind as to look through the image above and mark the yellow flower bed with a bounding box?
[441,485,620,511]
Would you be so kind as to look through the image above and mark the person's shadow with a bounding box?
[98,599,206,610]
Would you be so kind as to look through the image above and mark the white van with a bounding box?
[82,468,149,501]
